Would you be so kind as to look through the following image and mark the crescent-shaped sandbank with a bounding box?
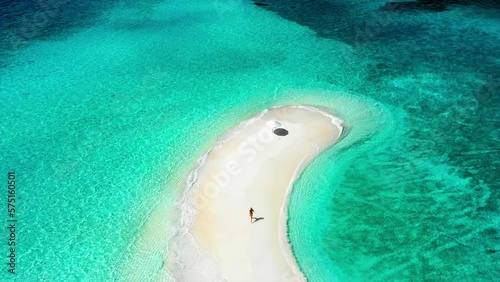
[174,105,343,281]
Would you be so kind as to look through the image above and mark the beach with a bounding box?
[179,105,343,281]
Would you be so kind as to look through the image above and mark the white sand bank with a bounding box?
[181,105,343,281]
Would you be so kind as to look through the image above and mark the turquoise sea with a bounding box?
[0,0,498,281]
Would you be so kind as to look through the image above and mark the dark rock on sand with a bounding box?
[274,128,289,136]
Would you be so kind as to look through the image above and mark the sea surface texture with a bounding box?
[0,0,498,281]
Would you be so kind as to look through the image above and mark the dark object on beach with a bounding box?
[254,2,270,7]
[273,128,289,136]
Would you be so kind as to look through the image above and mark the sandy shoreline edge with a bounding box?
[168,105,344,281]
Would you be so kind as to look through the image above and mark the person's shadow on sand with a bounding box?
[252,217,264,224]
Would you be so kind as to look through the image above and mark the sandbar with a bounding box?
[184,105,343,281]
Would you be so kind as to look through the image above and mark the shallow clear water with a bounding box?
[0,0,498,281]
